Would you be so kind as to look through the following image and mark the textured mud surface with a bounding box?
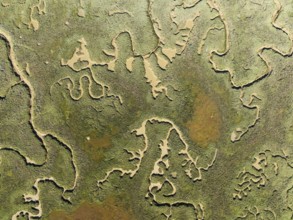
[0,0,293,219]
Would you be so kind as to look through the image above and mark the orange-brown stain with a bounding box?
[48,198,136,220]
[82,126,120,162]
[186,89,222,147]
[83,133,112,162]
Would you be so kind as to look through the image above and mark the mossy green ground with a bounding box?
[0,0,293,219]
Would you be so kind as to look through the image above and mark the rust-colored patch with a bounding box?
[83,131,113,162]
[186,89,222,147]
[48,197,136,220]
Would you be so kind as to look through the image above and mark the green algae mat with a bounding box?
[0,0,293,219]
